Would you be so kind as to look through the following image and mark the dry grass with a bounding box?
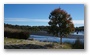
[4,38,51,46]
[4,38,72,49]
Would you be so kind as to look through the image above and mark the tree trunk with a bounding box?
[60,36,62,45]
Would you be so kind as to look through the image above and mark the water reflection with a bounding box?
[29,34,84,43]
[71,31,84,35]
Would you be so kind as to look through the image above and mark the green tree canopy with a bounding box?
[48,8,75,44]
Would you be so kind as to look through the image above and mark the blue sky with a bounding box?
[4,4,84,27]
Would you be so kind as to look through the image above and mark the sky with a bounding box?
[4,4,84,27]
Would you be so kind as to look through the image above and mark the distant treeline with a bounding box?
[4,23,48,31]
[4,23,84,32]
[4,23,49,39]
[75,26,84,32]
[4,23,84,39]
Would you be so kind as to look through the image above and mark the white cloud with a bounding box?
[5,18,84,25]
[5,18,49,22]
[72,20,84,24]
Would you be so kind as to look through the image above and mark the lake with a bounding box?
[29,32,84,43]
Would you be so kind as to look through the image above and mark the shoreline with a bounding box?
[30,34,84,39]
[30,31,84,39]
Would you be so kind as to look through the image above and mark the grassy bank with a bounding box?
[4,38,72,49]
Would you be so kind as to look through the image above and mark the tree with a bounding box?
[48,8,75,44]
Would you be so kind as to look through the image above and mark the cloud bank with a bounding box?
[5,18,84,25]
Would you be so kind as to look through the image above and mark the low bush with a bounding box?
[72,37,84,49]
[4,27,30,39]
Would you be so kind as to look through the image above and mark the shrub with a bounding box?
[72,37,84,49]
[4,27,30,39]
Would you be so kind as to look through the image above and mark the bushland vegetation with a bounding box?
[4,23,84,39]
[4,27,30,39]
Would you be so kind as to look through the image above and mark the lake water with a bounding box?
[71,31,84,35]
[29,32,84,43]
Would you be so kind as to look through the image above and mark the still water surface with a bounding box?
[29,32,84,43]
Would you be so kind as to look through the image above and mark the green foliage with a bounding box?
[4,23,49,39]
[72,38,84,49]
[48,8,75,44]
[4,27,30,39]
[4,23,48,31]
[75,26,84,32]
